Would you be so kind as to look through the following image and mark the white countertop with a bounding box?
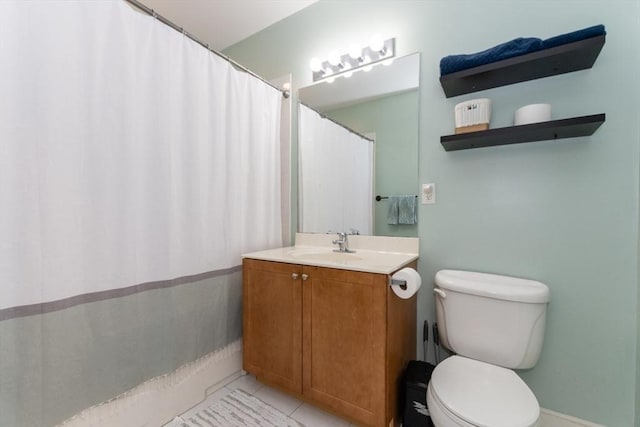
[242,233,419,275]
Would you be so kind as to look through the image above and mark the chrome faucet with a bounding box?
[332,232,355,253]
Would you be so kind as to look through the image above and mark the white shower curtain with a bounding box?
[0,1,282,425]
[298,104,373,235]
[0,0,282,310]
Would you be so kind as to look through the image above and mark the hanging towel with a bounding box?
[398,195,417,225]
[387,196,400,225]
[387,195,417,225]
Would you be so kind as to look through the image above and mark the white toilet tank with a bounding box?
[434,269,550,369]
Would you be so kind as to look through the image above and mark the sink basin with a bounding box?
[243,233,419,274]
[288,248,363,263]
[243,239,419,274]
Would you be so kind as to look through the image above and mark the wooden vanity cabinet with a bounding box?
[243,258,417,427]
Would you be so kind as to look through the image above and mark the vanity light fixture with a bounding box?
[309,36,396,83]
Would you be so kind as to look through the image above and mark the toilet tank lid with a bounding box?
[435,270,550,303]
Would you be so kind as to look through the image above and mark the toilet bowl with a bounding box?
[426,356,539,427]
[429,270,550,427]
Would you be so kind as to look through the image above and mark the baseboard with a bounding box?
[540,408,605,427]
[56,343,605,427]
[58,339,243,427]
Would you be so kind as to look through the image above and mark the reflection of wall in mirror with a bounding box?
[324,90,419,237]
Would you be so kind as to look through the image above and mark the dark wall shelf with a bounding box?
[440,114,605,151]
[440,35,606,98]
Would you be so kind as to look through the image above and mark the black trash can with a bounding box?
[402,360,435,427]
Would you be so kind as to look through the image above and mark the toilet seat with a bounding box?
[428,356,539,427]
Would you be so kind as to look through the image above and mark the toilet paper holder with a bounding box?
[389,267,422,299]
[389,278,408,289]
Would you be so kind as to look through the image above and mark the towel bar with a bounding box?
[376,195,418,201]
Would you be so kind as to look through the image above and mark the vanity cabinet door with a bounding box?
[243,259,303,394]
[302,266,387,427]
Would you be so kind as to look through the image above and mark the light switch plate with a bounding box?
[422,183,436,204]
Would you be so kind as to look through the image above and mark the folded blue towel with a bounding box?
[387,195,417,225]
[439,25,606,76]
[542,24,605,49]
[440,37,543,76]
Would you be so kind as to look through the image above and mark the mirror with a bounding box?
[297,52,420,237]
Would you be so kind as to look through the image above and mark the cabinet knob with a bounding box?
[301,274,309,281]
[292,273,299,279]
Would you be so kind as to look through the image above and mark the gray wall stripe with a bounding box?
[0,265,242,322]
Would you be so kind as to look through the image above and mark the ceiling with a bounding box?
[139,0,318,51]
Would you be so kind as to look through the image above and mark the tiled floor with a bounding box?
[172,373,357,426]
[165,374,597,427]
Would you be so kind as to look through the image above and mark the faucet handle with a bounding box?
[332,232,346,248]
[348,228,360,235]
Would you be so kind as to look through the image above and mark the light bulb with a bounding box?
[309,57,322,72]
[282,82,291,91]
[328,51,341,66]
[326,76,335,83]
[363,64,373,72]
[341,63,352,78]
[360,55,372,71]
[369,35,385,53]
[382,58,394,66]
[348,43,362,60]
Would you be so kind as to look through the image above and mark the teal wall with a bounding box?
[324,90,419,237]
[225,1,640,425]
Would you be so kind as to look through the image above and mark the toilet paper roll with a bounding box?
[514,103,551,125]
[391,267,422,299]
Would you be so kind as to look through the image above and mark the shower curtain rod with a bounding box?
[123,0,289,98]
[299,101,375,143]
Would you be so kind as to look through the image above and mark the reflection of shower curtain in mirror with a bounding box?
[299,104,373,234]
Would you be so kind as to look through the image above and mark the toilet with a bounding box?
[427,269,550,427]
